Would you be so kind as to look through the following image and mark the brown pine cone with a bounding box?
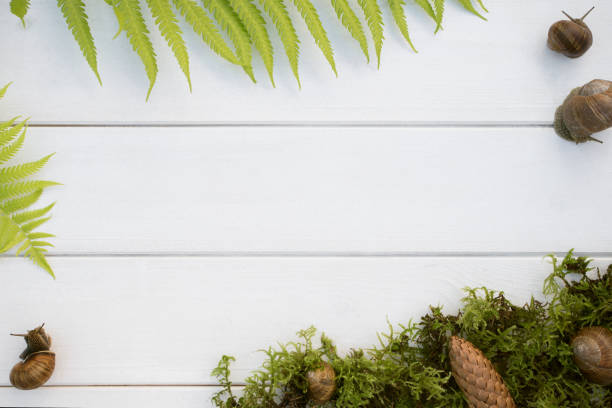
[449,336,516,408]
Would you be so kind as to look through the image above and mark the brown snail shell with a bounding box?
[554,79,612,143]
[10,351,56,390]
[10,324,55,390]
[307,361,336,404]
[547,7,594,58]
[571,326,612,386]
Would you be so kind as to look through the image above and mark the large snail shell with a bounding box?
[307,362,336,404]
[554,79,612,143]
[10,351,56,390]
[571,326,612,386]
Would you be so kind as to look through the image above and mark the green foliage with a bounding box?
[10,0,487,95]
[10,0,30,27]
[211,250,611,407]
[146,0,192,90]
[357,0,384,68]
[57,0,101,85]
[258,0,300,87]
[330,0,369,62]
[0,84,59,278]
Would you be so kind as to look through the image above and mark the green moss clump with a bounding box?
[212,250,611,407]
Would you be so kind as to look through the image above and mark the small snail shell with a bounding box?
[10,351,56,390]
[571,326,612,386]
[307,362,336,404]
[547,7,594,58]
[554,79,612,143]
[9,324,55,390]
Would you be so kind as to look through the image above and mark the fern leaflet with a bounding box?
[0,127,26,165]
[172,0,240,66]
[330,0,368,62]
[456,0,486,20]
[0,154,54,185]
[0,83,11,100]
[10,0,30,27]
[115,0,158,100]
[1,189,43,214]
[57,0,102,85]
[413,0,435,22]
[202,0,255,82]
[433,0,444,33]
[358,0,384,68]
[0,118,27,146]
[146,0,192,91]
[258,0,300,87]
[291,0,336,76]
[388,0,416,52]
[228,0,275,86]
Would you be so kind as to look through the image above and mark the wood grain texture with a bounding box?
[0,1,610,123]
[0,386,232,408]
[2,256,606,386]
[14,126,612,254]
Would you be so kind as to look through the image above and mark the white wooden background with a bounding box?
[1,0,612,406]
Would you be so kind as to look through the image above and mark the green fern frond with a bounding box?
[228,0,275,86]
[0,83,11,100]
[413,0,436,22]
[291,0,336,76]
[330,0,369,62]
[456,0,486,20]
[115,0,158,100]
[358,0,384,68]
[0,128,26,165]
[475,0,487,12]
[0,86,56,278]
[1,189,43,215]
[0,154,54,185]
[433,0,444,33]
[202,0,255,82]
[57,0,102,85]
[10,0,30,27]
[0,181,60,201]
[258,0,300,87]
[146,0,192,91]
[388,0,416,52]
[172,0,240,66]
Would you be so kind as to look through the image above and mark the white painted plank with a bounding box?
[0,386,231,408]
[0,1,610,123]
[13,126,612,254]
[0,256,608,385]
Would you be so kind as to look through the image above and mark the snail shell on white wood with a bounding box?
[9,324,55,390]
[547,7,595,58]
[554,79,612,143]
[571,326,612,386]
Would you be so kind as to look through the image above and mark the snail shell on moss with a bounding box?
[10,324,55,390]
[307,362,336,404]
[571,326,612,386]
[547,7,595,58]
[554,79,612,143]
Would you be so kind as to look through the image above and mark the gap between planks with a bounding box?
[25,122,554,129]
[1,251,611,258]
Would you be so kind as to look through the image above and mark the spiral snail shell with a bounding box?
[554,79,612,144]
[571,326,612,386]
[547,7,594,58]
[307,361,336,404]
[9,324,55,390]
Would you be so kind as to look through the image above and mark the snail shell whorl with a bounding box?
[554,79,612,143]
[307,362,336,405]
[571,326,612,386]
[10,351,56,390]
